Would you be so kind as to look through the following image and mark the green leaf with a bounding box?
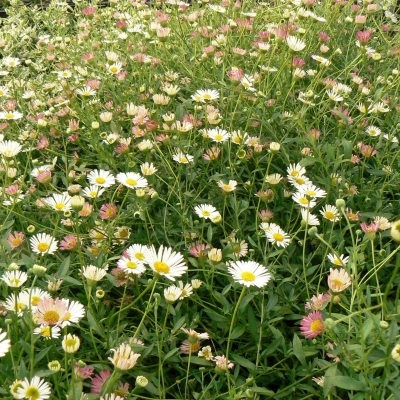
[181,356,213,366]
[239,292,254,313]
[87,310,105,337]
[247,306,258,342]
[205,309,227,323]
[361,318,374,342]
[230,353,256,371]
[61,276,83,286]
[252,387,275,396]
[230,324,246,340]
[34,346,52,364]
[163,347,179,362]
[342,139,353,160]
[207,224,213,243]
[325,376,368,391]
[292,334,306,365]
[57,256,70,276]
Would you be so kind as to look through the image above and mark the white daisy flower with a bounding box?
[327,253,349,266]
[44,193,72,212]
[107,61,123,75]
[265,173,283,185]
[326,89,343,102]
[191,89,220,102]
[76,86,97,96]
[265,225,291,248]
[0,328,11,357]
[300,184,327,199]
[164,285,182,303]
[194,204,220,220]
[1,270,28,288]
[365,125,381,137]
[33,325,61,340]
[292,192,317,209]
[117,256,146,275]
[207,128,230,143]
[61,299,85,327]
[82,265,107,283]
[217,180,237,192]
[172,152,194,164]
[0,86,9,96]
[0,140,22,157]
[320,205,340,222]
[87,169,115,188]
[286,35,306,52]
[117,172,148,189]
[311,55,331,66]
[125,244,148,263]
[16,376,51,400]
[228,260,271,288]
[82,185,105,199]
[30,233,58,255]
[327,268,351,293]
[3,57,20,68]
[300,209,320,226]
[145,245,188,281]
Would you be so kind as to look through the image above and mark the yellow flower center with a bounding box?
[43,310,60,325]
[11,238,23,246]
[109,66,118,73]
[215,134,223,141]
[333,259,343,266]
[25,387,40,400]
[55,203,65,210]
[135,252,145,261]
[295,177,306,184]
[90,191,98,197]
[126,178,138,186]
[272,233,284,242]
[31,296,41,306]
[241,271,255,282]
[223,185,232,191]
[299,197,309,205]
[37,243,50,252]
[10,278,20,286]
[126,261,138,269]
[202,210,211,217]
[154,261,170,274]
[202,94,211,99]
[310,319,324,334]
[290,171,299,177]
[5,113,14,119]
[325,211,335,220]
[331,279,344,289]
[305,190,316,197]
[41,326,51,337]
[65,338,77,347]
[95,177,106,184]
[179,157,188,163]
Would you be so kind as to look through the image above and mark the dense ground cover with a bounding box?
[0,0,399,398]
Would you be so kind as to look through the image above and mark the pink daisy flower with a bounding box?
[300,311,324,339]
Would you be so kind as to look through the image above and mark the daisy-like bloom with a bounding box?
[44,193,72,212]
[198,345,213,360]
[34,298,69,327]
[99,203,118,220]
[181,327,209,341]
[140,162,158,176]
[191,89,220,103]
[374,216,391,231]
[16,376,51,400]
[320,205,340,222]
[191,279,202,289]
[7,231,25,249]
[392,344,400,362]
[300,311,324,339]
[286,35,306,51]
[266,225,291,248]
[0,328,11,357]
[180,339,201,354]
[76,86,97,96]
[292,192,317,209]
[365,125,381,137]
[62,334,81,353]
[213,355,234,370]
[125,244,148,263]
[0,85,10,96]
[60,234,79,251]
[188,242,211,258]
[1,270,28,288]
[33,325,61,339]
[109,343,141,370]
[30,233,58,255]
[164,285,182,303]
[100,394,125,400]
[231,239,249,258]
[172,151,194,164]
[62,299,85,327]
[116,172,148,189]
[87,169,115,188]
[3,56,20,67]
[57,70,72,79]
[177,281,193,300]
[326,89,343,102]
[91,370,111,394]
[0,140,22,157]
[107,62,122,75]
[327,253,349,266]
[208,248,222,262]
[300,184,327,198]
[145,245,187,281]
[217,180,237,192]
[305,292,331,311]
[327,268,351,293]
[311,55,331,66]
[228,260,271,288]
[82,185,105,199]
[117,256,146,275]
[82,265,107,284]
[312,376,325,387]
[207,128,230,143]
[265,173,283,185]
[300,209,320,226]
[21,288,51,310]
[194,204,220,220]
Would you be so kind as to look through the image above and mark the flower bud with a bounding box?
[135,376,149,387]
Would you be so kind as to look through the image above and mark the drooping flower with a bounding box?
[145,245,187,281]
[300,311,324,339]
[108,343,141,370]
[227,260,271,288]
